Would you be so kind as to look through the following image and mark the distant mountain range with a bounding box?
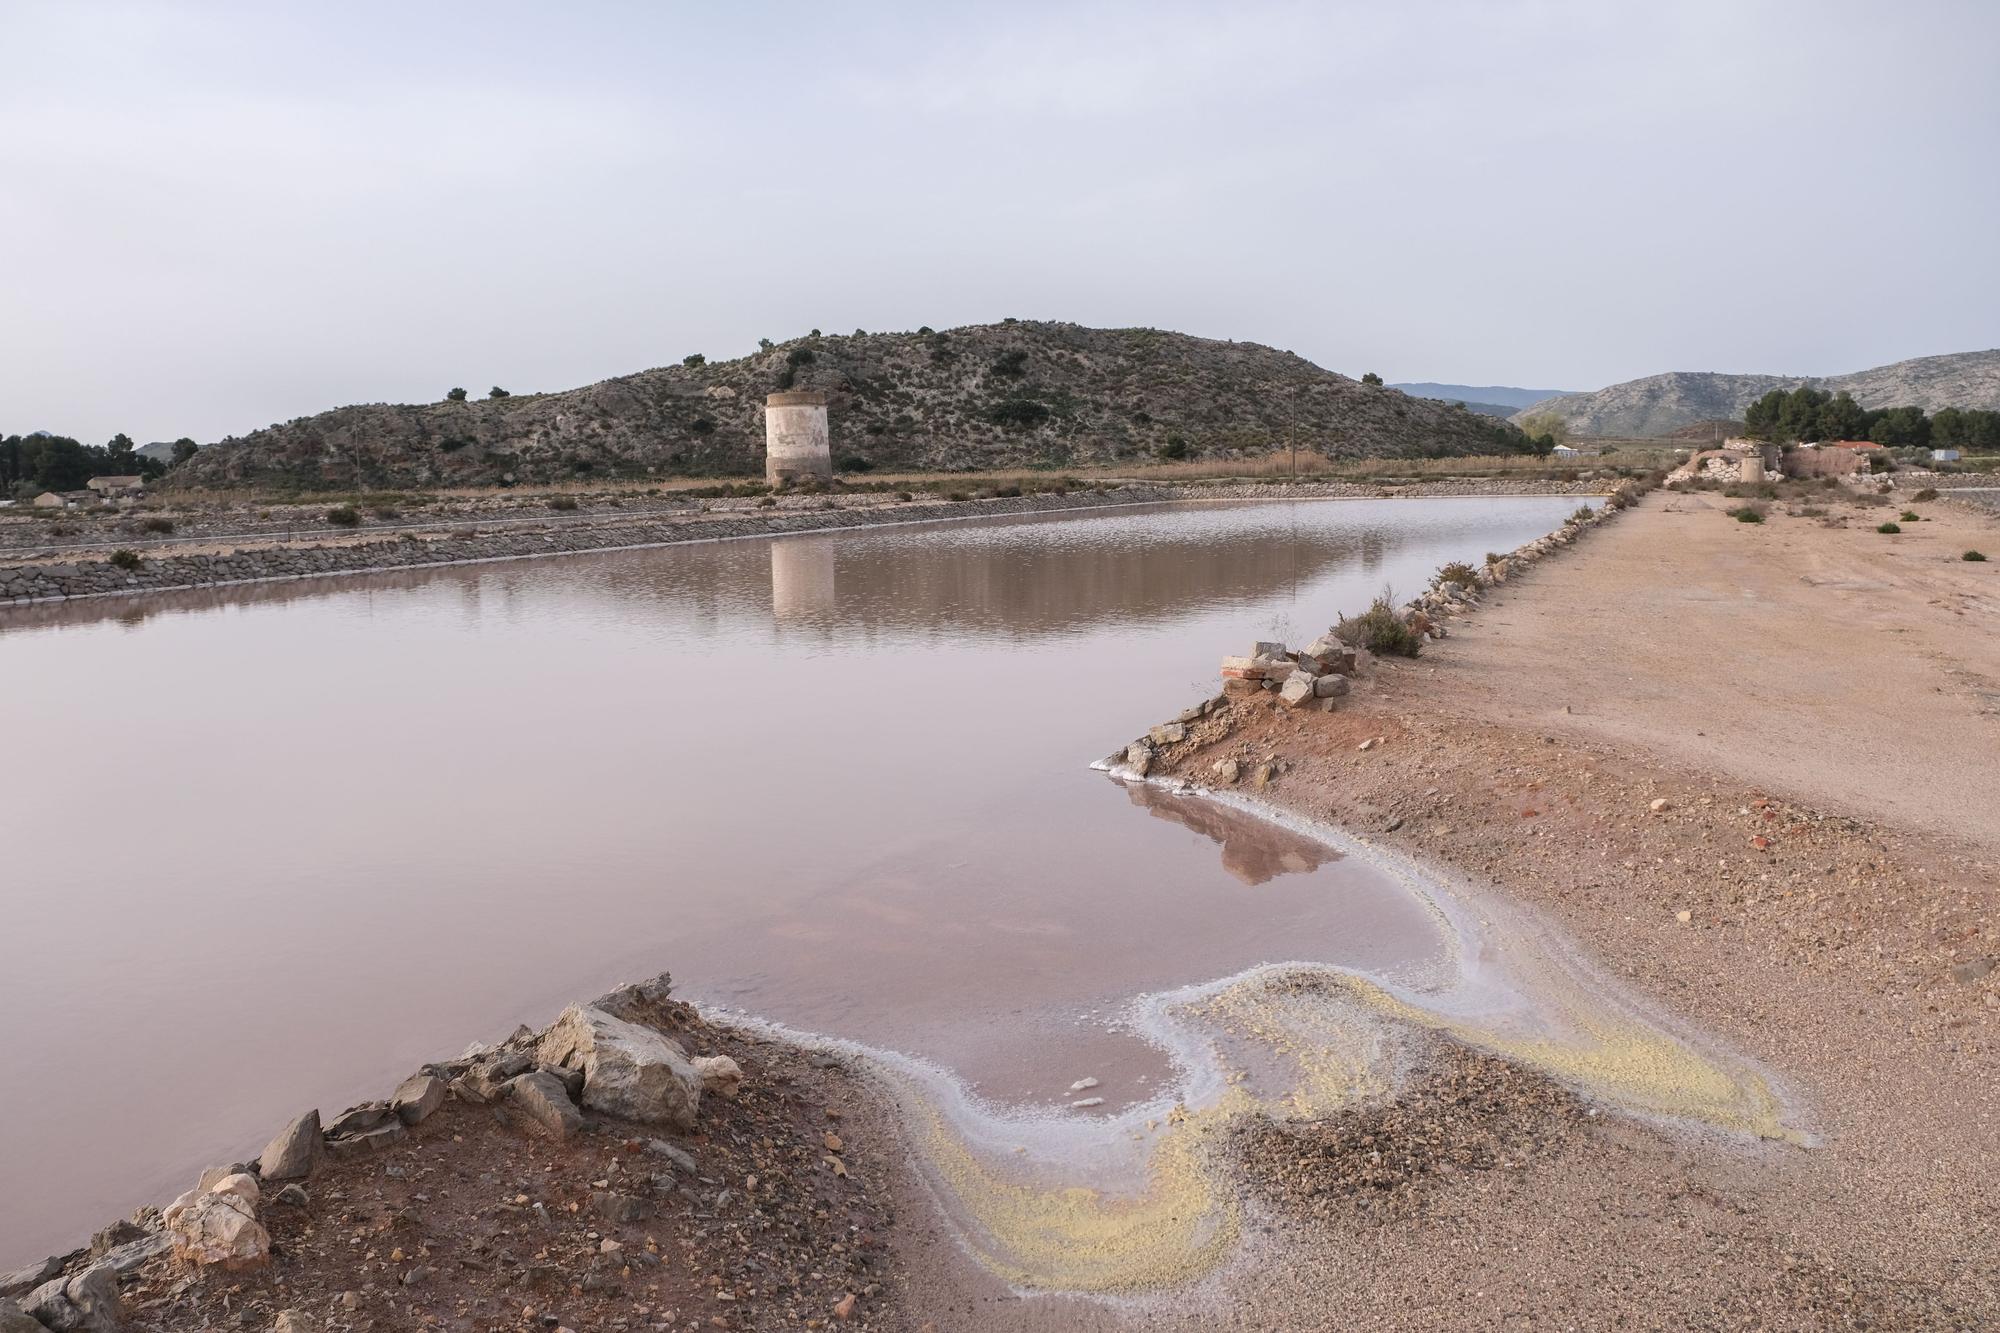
[1510,350,2000,438]
[1391,383,1576,410]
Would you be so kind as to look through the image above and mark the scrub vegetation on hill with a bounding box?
[167,322,1550,491]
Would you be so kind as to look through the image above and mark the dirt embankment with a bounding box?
[0,479,1603,605]
[1108,487,1999,1329]
[4,987,915,1333]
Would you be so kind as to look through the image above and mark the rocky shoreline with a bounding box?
[1,975,907,1333]
[0,478,1603,606]
[1109,479,1646,779]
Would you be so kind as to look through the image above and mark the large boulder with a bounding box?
[537,1005,702,1130]
[22,1263,121,1332]
[0,1297,46,1333]
[162,1172,269,1270]
[0,1258,59,1300]
[258,1110,322,1181]
[506,1071,584,1140]
[591,973,693,1034]
[391,1073,447,1126]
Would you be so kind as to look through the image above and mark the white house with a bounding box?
[1932,448,1962,462]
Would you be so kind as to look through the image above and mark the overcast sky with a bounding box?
[4,0,1997,445]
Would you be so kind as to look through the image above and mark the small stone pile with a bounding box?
[1220,637,1359,710]
[1,973,744,1333]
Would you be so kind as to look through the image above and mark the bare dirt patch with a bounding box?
[108,1029,909,1333]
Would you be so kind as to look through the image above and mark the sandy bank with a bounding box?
[1078,487,1999,1329]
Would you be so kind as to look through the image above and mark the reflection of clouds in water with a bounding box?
[1123,780,1340,885]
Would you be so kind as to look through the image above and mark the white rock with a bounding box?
[1069,1097,1106,1109]
[537,1005,704,1130]
[690,1054,744,1099]
[163,1174,270,1269]
[1068,1077,1100,1093]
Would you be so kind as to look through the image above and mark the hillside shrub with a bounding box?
[1437,561,1479,589]
[548,495,579,511]
[1964,550,1988,562]
[139,516,175,534]
[988,399,1051,430]
[1877,522,1901,534]
[1727,504,1767,523]
[325,505,361,527]
[1913,487,1939,501]
[1156,438,1190,461]
[109,549,141,570]
[1335,591,1422,658]
[1899,510,1920,522]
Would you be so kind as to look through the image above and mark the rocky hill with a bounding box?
[1392,382,1574,410]
[1513,350,2000,437]
[171,322,1539,490]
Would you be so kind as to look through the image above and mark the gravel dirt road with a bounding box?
[911,487,1999,1330]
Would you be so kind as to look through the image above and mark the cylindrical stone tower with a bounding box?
[764,390,832,485]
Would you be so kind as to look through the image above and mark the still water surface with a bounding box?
[0,496,1582,1261]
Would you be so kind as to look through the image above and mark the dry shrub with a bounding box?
[1336,591,1423,658]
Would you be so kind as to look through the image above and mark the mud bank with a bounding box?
[0,479,1602,606]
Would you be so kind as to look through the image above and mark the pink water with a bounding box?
[0,496,1581,1262]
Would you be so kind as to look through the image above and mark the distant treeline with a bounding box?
[2,433,192,496]
[1743,387,2000,450]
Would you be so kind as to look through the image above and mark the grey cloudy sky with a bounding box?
[4,0,1997,445]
